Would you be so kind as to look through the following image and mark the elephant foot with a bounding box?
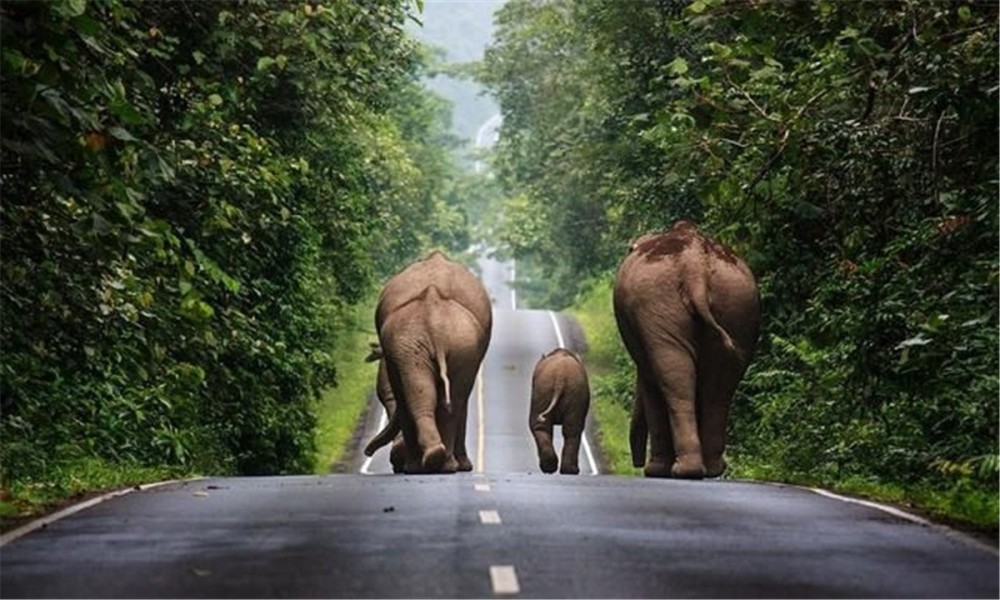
[422,444,447,472]
[671,454,706,479]
[441,456,459,474]
[704,456,727,478]
[559,463,580,475]
[390,444,406,474]
[539,447,558,474]
[456,456,474,472]
[643,460,673,478]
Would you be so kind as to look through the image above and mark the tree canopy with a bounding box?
[1,0,471,482]
[480,0,998,513]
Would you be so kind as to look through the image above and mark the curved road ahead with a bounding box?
[2,255,996,598]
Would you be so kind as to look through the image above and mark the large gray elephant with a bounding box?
[529,348,591,475]
[613,221,760,479]
[363,251,492,474]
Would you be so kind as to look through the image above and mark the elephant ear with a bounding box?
[364,344,383,363]
[364,410,400,456]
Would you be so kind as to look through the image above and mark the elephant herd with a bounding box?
[363,220,761,479]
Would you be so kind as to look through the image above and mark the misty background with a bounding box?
[409,0,503,158]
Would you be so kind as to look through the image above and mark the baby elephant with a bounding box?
[529,348,591,475]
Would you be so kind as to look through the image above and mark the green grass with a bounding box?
[569,276,641,477]
[1,458,183,529]
[312,299,380,473]
[567,276,620,377]
[728,459,999,532]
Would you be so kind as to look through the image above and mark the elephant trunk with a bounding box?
[364,411,400,457]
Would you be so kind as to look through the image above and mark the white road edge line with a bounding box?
[490,565,520,595]
[479,510,502,524]
[811,487,930,526]
[0,477,203,548]
[476,367,486,473]
[510,260,516,310]
[547,310,600,476]
[809,486,999,556]
[360,410,387,475]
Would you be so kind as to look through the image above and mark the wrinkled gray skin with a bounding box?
[614,221,760,479]
[364,344,405,473]
[364,251,492,474]
[529,348,591,475]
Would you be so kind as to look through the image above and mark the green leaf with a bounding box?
[192,51,206,65]
[108,126,137,141]
[53,0,87,19]
[275,54,288,70]
[208,94,223,107]
[256,57,276,72]
[668,57,689,76]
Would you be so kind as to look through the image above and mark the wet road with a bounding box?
[1,254,996,598]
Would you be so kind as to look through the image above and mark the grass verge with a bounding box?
[312,298,379,473]
[568,276,641,477]
[0,458,184,533]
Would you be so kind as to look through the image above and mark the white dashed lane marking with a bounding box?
[479,510,502,524]
[475,483,491,492]
[490,565,520,595]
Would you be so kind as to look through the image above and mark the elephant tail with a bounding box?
[435,347,452,415]
[536,381,564,424]
[689,278,738,355]
[364,410,400,457]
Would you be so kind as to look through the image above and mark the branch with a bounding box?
[932,110,945,204]
[742,89,827,199]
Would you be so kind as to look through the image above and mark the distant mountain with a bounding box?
[409,1,503,152]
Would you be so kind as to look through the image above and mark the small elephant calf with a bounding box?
[529,348,591,475]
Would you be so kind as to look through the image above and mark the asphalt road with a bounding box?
[2,254,997,598]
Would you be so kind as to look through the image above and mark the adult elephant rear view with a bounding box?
[364,251,492,473]
[614,221,760,479]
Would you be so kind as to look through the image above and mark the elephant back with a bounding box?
[614,221,760,358]
[377,251,492,335]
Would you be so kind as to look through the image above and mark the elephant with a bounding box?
[529,348,591,475]
[364,343,405,473]
[613,220,760,479]
[363,251,492,474]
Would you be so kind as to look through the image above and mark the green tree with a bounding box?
[1,0,471,495]
[480,0,998,523]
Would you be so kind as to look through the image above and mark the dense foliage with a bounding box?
[481,0,998,519]
[1,0,471,491]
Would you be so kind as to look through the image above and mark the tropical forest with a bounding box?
[1,0,997,539]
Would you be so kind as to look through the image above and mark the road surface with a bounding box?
[2,253,996,598]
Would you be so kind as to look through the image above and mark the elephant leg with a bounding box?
[390,436,406,473]
[638,371,675,478]
[697,356,747,478]
[395,367,447,472]
[648,347,704,479]
[532,427,558,473]
[629,377,648,468]
[397,408,425,474]
[560,425,583,475]
[449,367,479,473]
